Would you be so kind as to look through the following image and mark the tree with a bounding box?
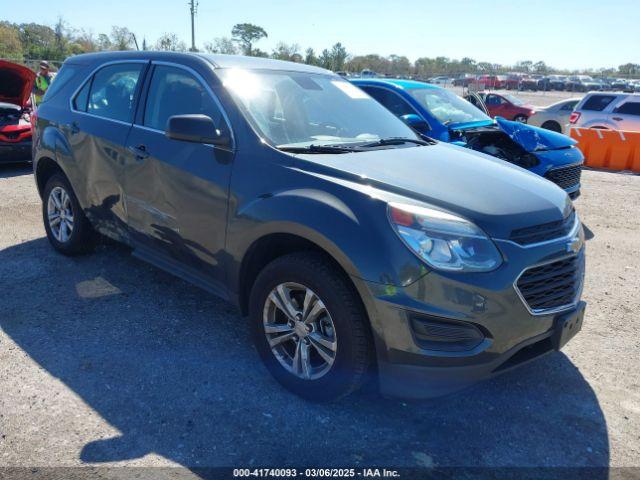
[110,26,135,51]
[19,23,58,59]
[204,37,237,54]
[271,42,300,61]
[329,42,348,71]
[155,33,186,52]
[0,23,23,59]
[75,29,98,53]
[231,23,267,55]
[304,47,318,66]
[388,54,411,76]
[533,61,549,74]
[97,33,112,51]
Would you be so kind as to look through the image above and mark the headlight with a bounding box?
[388,202,503,272]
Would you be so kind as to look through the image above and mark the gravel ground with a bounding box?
[0,164,639,476]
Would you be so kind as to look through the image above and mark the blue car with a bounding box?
[352,79,583,198]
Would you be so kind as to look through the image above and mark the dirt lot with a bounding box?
[0,164,639,475]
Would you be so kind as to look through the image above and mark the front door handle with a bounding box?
[612,117,623,121]
[128,144,149,161]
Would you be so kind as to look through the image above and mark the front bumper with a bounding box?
[353,230,586,399]
[0,139,32,163]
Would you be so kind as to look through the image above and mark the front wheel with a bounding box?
[249,252,373,401]
[43,173,95,255]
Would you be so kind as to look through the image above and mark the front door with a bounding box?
[123,63,234,285]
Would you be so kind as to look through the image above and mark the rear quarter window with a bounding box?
[581,95,617,112]
[614,101,640,116]
[41,64,83,104]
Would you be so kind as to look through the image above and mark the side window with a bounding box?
[143,65,227,135]
[614,102,640,116]
[581,95,617,112]
[485,94,500,106]
[73,80,91,112]
[362,87,414,117]
[87,63,144,122]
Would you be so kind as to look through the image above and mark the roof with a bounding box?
[351,78,440,90]
[66,50,332,74]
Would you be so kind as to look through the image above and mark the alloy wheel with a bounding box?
[262,282,337,380]
[47,186,74,243]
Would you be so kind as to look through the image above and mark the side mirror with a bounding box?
[400,113,431,132]
[166,114,231,148]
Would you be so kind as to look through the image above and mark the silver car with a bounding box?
[528,98,581,134]
[570,92,640,131]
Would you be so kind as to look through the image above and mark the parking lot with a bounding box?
[0,162,639,474]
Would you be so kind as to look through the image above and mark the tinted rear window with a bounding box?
[581,95,617,112]
[614,102,640,116]
[41,64,82,104]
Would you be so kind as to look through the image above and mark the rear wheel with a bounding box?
[541,121,562,133]
[249,252,373,401]
[43,173,95,255]
[514,114,528,123]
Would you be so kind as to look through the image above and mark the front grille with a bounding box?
[544,163,582,190]
[516,255,582,312]
[510,210,576,246]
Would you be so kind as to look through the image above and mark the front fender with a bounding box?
[225,186,428,293]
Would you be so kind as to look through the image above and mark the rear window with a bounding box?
[581,95,617,112]
[41,64,82,104]
[614,101,640,116]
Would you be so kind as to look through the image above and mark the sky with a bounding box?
[3,0,639,70]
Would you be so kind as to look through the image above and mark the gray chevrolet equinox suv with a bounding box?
[33,52,586,400]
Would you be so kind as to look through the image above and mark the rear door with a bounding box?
[69,61,147,236]
[123,62,234,286]
[609,99,640,131]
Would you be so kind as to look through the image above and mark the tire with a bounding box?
[514,114,528,123]
[42,173,96,255]
[541,121,562,133]
[249,252,373,401]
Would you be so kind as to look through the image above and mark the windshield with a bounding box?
[217,69,418,148]
[408,88,490,125]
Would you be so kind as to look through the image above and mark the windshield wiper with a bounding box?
[277,144,362,154]
[358,137,436,148]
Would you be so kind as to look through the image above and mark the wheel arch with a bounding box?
[34,157,69,199]
[237,231,361,317]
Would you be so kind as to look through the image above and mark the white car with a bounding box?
[570,92,640,131]
[528,98,581,134]
[429,76,452,85]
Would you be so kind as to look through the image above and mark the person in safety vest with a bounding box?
[33,61,54,106]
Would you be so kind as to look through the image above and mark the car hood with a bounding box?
[495,117,576,152]
[0,60,35,108]
[293,142,571,240]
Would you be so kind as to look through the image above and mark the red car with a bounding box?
[477,92,536,123]
[0,60,35,163]
[471,75,502,89]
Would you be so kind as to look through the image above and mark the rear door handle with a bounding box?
[612,117,623,121]
[128,144,149,161]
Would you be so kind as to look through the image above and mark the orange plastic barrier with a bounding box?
[569,127,640,173]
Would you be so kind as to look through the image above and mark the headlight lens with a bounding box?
[388,202,503,272]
